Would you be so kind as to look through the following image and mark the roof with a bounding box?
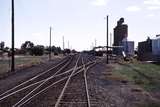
[152,36,160,40]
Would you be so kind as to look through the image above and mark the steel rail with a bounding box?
[54,60,93,78]
[12,55,73,107]
[54,54,81,107]
[0,60,94,102]
[15,61,96,107]
[82,58,91,107]
[0,80,43,102]
[0,56,70,98]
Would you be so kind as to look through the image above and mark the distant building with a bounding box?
[113,18,134,56]
[138,37,152,61]
[152,35,160,56]
[120,41,135,56]
[114,18,128,48]
[138,36,160,61]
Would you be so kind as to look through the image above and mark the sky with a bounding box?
[0,0,160,51]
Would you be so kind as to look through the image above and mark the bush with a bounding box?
[31,45,44,56]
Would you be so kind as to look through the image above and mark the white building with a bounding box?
[152,35,160,56]
[122,41,134,56]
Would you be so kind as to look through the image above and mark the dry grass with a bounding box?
[0,55,50,75]
[103,65,129,83]
[112,62,160,91]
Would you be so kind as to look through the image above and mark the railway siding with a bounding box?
[0,54,158,107]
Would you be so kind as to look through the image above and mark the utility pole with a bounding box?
[106,15,109,64]
[63,36,65,50]
[49,27,52,61]
[92,42,94,50]
[110,32,113,59]
[110,33,112,47]
[11,0,15,72]
[68,41,69,49]
[95,39,97,47]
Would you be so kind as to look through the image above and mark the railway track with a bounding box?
[0,53,97,107]
[54,54,96,107]
[0,55,74,106]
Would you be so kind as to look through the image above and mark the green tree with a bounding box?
[0,41,5,50]
[21,41,34,55]
[31,45,44,56]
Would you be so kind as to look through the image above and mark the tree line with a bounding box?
[0,41,76,56]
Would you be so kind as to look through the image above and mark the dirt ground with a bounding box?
[87,61,160,107]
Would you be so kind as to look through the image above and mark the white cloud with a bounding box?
[32,33,42,37]
[126,6,141,12]
[147,6,160,10]
[147,14,155,17]
[144,0,160,11]
[90,0,108,6]
[144,0,160,5]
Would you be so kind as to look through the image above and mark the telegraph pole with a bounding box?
[106,15,109,64]
[110,33,112,47]
[92,42,94,50]
[68,41,69,49]
[63,36,65,50]
[11,0,15,72]
[49,27,52,61]
[110,32,113,59]
[95,39,97,47]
